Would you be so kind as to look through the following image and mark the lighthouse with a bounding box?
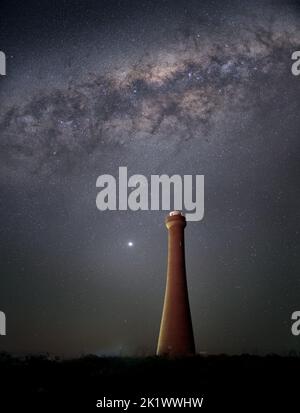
[157,211,195,356]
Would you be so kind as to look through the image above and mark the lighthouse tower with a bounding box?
[157,211,195,356]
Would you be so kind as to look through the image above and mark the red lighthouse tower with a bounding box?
[157,211,195,356]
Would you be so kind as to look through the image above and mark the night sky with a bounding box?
[0,0,299,356]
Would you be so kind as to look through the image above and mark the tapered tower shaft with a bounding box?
[157,211,195,356]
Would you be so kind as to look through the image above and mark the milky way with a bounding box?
[1,8,299,178]
[0,0,299,356]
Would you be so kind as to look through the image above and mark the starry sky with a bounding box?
[0,0,299,356]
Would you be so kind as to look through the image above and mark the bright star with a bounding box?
[128,241,133,247]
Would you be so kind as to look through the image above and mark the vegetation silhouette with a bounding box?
[0,352,299,409]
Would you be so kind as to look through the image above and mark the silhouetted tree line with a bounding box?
[0,351,299,410]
